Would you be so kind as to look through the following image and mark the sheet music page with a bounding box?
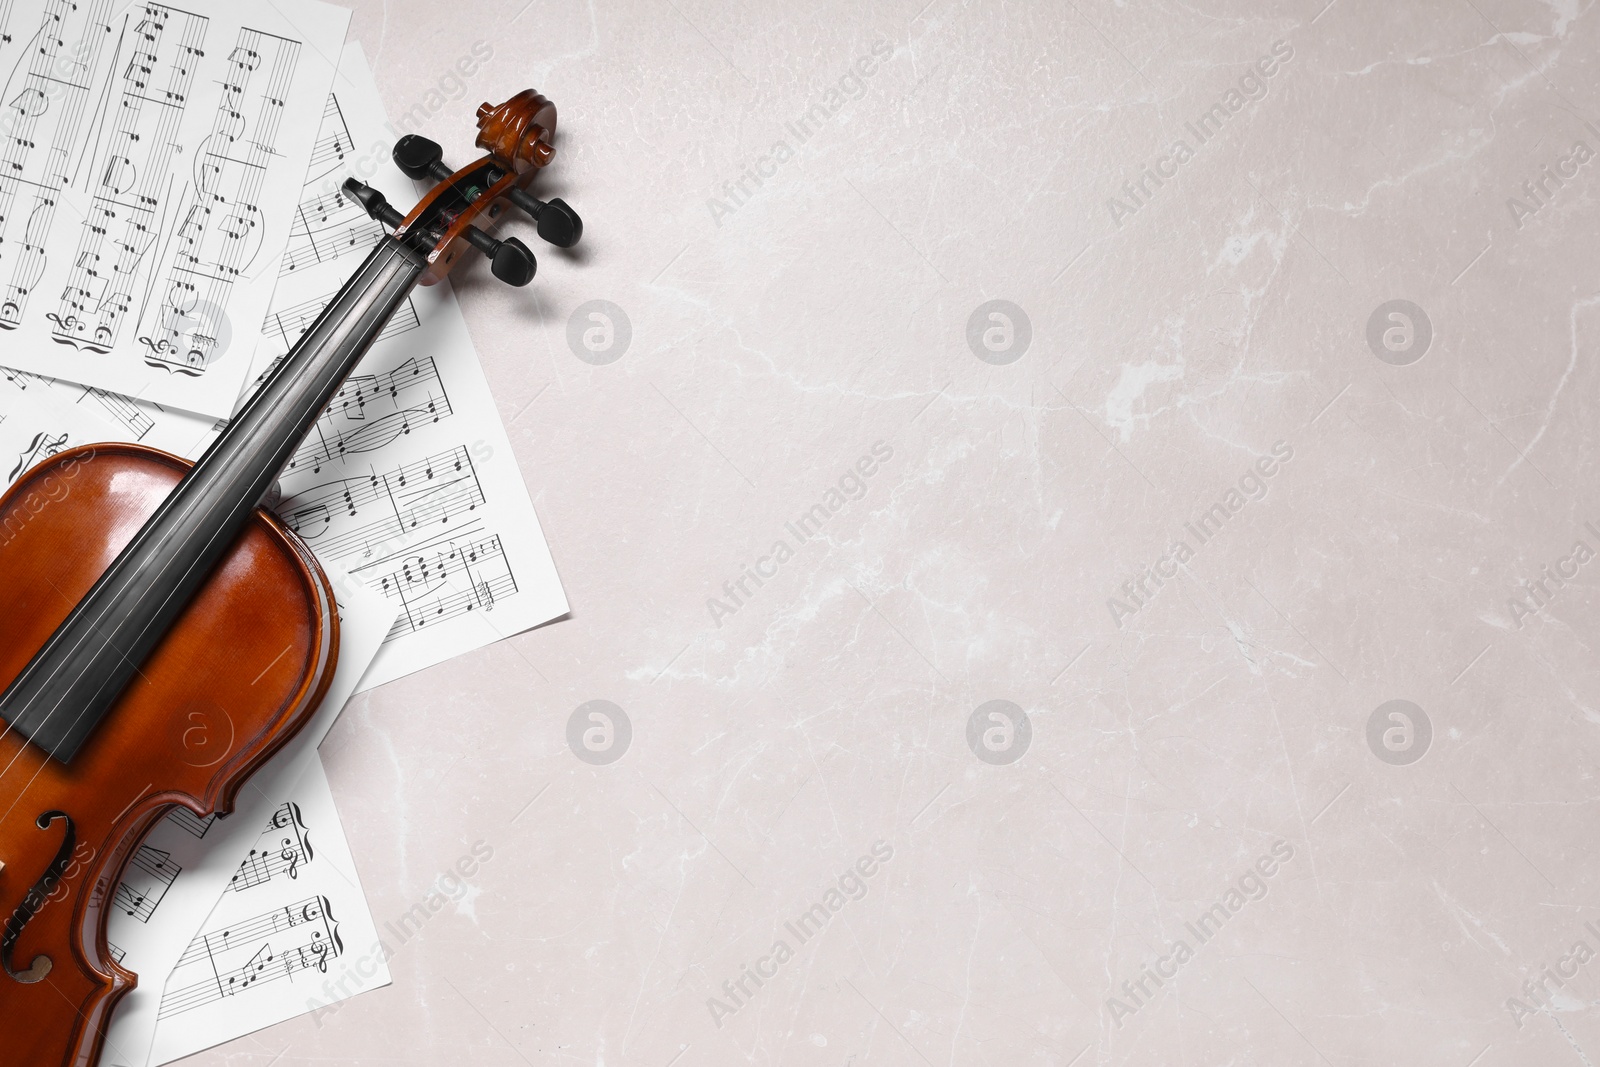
[100,576,395,1067]
[256,42,569,691]
[0,361,217,455]
[0,46,390,461]
[146,754,389,1065]
[0,0,350,418]
[0,372,119,485]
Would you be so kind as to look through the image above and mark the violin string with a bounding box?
[0,239,411,809]
[0,238,410,809]
[0,569,149,758]
[0,235,398,788]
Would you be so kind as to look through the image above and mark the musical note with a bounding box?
[0,0,118,329]
[277,446,486,561]
[279,97,380,274]
[157,895,341,1019]
[281,356,450,473]
[226,801,312,891]
[133,26,301,375]
[47,2,205,350]
[371,533,520,638]
[164,806,218,839]
[113,845,182,923]
[7,428,67,481]
[243,56,566,695]
[231,943,273,993]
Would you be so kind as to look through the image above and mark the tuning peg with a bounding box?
[503,188,583,247]
[392,134,581,248]
[463,227,536,286]
[393,135,447,181]
[341,178,403,228]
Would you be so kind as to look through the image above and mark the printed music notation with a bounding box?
[285,356,453,474]
[165,806,218,839]
[138,28,302,377]
[81,386,159,442]
[0,359,133,483]
[278,445,486,561]
[280,97,381,276]
[158,896,340,1019]
[102,603,395,1066]
[2,0,118,330]
[226,802,312,891]
[115,845,182,923]
[262,290,420,356]
[375,532,520,639]
[301,95,358,187]
[0,377,122,488]
[48,2,205,352]
[2,365,166,443]
[0,0,351,420]
[7,430,68,482]
[109,941,127,965]
[279,189,382,277]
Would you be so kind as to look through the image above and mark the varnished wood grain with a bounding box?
[0,444,338,1067]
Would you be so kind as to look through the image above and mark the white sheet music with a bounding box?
[0,366,214,456]
[0,372,118,485]
[100,577,396,1067]
[146,754,389,1064]
[0,0,350,418]
[249,42,568,691]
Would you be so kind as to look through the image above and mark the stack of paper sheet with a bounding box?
[0,0,568,1059]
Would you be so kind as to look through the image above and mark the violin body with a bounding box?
[0,444,337,1067]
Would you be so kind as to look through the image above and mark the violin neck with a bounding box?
[0,237,427,762]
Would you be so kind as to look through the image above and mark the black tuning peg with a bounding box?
[341,178,403,228]
[393,135,455,183]
[503,188,583,248]
[463,227,536,286]
[392,134,582,249]
[353,162,536,285]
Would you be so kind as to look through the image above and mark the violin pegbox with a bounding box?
[339,89,582,287]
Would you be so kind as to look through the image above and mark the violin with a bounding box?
[0,90,581,1067]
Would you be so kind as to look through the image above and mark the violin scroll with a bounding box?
[473,89,557,173]
[340,89,582,287]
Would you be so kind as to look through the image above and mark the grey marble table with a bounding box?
[195,1,1600,1063]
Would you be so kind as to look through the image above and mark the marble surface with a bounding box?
[194,0,1600,1063]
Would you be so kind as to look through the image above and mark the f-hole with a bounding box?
[2,810,75,983]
